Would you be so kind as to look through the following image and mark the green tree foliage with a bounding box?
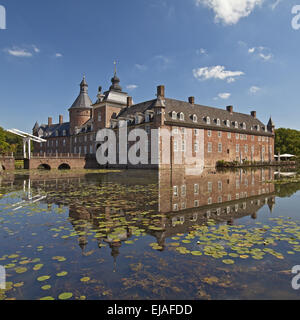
[0,126,22,154]
[275,128,300,156]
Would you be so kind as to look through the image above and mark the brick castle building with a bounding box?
[33,71,275,168]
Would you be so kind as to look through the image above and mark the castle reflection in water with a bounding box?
[0,168,276,268]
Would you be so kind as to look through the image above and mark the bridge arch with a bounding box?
[58,163,71,170]
[37,164,51,170]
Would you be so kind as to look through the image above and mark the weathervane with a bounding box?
[114,60,117,76]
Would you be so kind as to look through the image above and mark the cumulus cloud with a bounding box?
[196,48,207,55]
[135,64,147,71]
[126,84,138,90]
[193,65,244,83]
[248,46,273,61]
[249,86,261,94]
[195,0,263,25]
[218,92,231,99]
[4,47,33,57]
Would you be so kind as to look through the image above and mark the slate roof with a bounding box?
[117,97,273,136]
[69,76,93,110]
[38,122,70,138]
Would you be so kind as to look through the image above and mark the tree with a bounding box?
[275,128,300,157]
[0,126,22,154]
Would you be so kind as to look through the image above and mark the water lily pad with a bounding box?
[58,292,73,300]
[37,275,51,282]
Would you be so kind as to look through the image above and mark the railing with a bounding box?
[31,153,86,159]
[0,152,14,158]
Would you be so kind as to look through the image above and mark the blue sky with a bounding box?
[0,0,299,132]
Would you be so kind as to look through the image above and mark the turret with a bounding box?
[267,117,275,134]
[69,76,93,135]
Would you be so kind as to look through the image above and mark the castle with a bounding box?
[33,71,275,168]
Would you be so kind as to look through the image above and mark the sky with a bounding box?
[0,0,300,132]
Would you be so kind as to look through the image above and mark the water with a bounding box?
[0,168,300,300]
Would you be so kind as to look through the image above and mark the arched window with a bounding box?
[226,120,230,127]
[172,111,177,120]
[257,125,260,131]
[216,118,220,126]
[206,116,211,125]
[242,122,246,130]
[193,114,197,123]
[180,112,185,121]
[234,121,238,129]
[55,130,59,137]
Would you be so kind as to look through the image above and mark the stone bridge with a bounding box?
[24,154,100,170]
[0,154,15,171]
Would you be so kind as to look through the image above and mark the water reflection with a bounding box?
[0,168,276,258]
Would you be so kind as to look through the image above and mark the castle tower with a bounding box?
[69,76,93,135]
[267,117,275,133]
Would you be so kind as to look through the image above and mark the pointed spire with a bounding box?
[33,121,39,132]
[110,63,122,92]
[267,116,275,132]
[80,75,88,93]
[69,76,92,110]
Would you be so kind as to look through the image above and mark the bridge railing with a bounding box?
[31,153,86,159]
[0,152,14,158]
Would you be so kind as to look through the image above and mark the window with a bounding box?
[218,181,222,191]
[206,116,211,125]
[172,127,178,135]
[258,136,261,141]
[208,197,212,205]
[193,114,197,123]
[257,125,260,131]
[216,118,221,126]
[145,114,150,122]
[84,135,87,142]
[245,145,248,153]
[208,182,212,192]
[173,141,178,152]
[194,142,199,153]
[173,186,178,196]
[236,133,239,140]
[63,130,66,136]
[218,143,222,153]
[227,132,231,139]
[235,121,238,129]
[84,146,87,154]
[90,145,93,154]
[242,122,246,130]
[98,113,101,122]
[55,131,59,137]
[226,120,230,127]
[236,144,240,153]
[194,129,199,136]
[218,131,222,138]
[208,142,212,153]
[194,200,199,208]
[182,140,186,152]
[180,112,185,121]
[251,146,255,154]
[135,116,139,124]
[207,130,212,137]
[172,111,177,120]
[90,134,93,141]
[262,136,265,142]
[56,140,58,147]
[194,184,199,194]
[63,139,66,147]
[181,185,186,196]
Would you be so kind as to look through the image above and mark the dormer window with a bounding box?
[172,111,177,120]
[55,131,59,137]
[242,122,246,130]
[216,118,220,126]
[206,116,211,125]
[193,114,197,123]
[179,112,185,121]
[226,120,230,127]
[145,114,150,122]
[135,116,139,124]
[257,125,260,131]
[234,121,238,129]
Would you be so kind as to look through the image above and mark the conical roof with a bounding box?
[69,76,92,110]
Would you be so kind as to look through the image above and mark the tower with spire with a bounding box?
[69,76,93,135]
[267,117,275,133]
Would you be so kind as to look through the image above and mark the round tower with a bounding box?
[69,76,93,135]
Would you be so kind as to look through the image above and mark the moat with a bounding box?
[1,168,300,300]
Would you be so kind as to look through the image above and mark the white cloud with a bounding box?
[126,84,138,90]
[195,0,264,25]
[196,48,207,55]
[270,0,282,10]
[248,45,273,61]
[193,65,244,82]
[55,53,63,58]
[249,86,261,94]
[135,64,147,71]
[32,45,40,53]
[218,92,231,99]
[4,47,33,57]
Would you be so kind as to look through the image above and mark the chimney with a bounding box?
[226,105,233,113]
[127,96,133,108]
[251,111,256,118]
[188,96,195,105]
[157,85,165,98]
[48,117,53,126]
[59,115,63,124]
